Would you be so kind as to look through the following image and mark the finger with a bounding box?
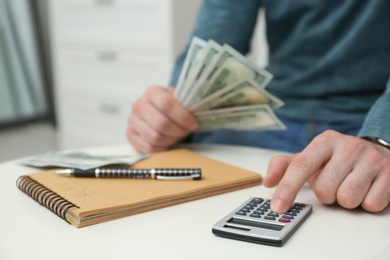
[335,166,374,209]
[270,131,335,213]
[361,169,390,212]
[127,112,177,153]
[264,155,295,188]
[335,141,388,210]
[310,144,357,205]
[126,118,156,154]
[146,87,198,132]
[126,124,169,154]
[133,100,188,140]
[126,127,151,154]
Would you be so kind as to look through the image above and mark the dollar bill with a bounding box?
[174,37,207,101]
[190,79,284,112]
[18,151,149,170]
[175,37,285,132]
[184,44,273,108]
[180,40,221,104]
[194,105,286,132]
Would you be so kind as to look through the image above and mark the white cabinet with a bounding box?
[49,0,201,149]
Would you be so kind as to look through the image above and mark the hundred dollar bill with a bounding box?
[180,40,222,105]
[175,37,207,101]
[190,79,284,112]
[18,151,149,170]
[184,44,273,108]
[194,105,286,132]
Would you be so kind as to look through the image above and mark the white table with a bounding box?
[0,144,389,260]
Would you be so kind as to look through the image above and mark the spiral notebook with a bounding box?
[16,148,262,228]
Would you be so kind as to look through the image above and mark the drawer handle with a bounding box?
[97,51,117,61]
[94,0,114,7]
[99,102,120,114]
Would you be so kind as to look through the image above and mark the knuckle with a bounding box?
[152,118,173,133]
[313,184,335,204]
[131,99,144,114]
[290,155,313,172]
[361,199,387,213]
[142,145,160,154]
[364,149,386,169]
[336,193,356,209]
[269,155,285,166]
[156,95,175,113]
[126,131,135,145]
[313,129,339,144]
[147,131,165,146]
[144,85,160,97]
[127,113,136,126]
[336,185,362,209]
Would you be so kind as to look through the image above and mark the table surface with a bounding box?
[1,144,389,260]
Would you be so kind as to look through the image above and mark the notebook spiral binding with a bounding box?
[16,176,78,223]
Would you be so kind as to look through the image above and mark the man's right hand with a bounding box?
[126,85,198,154]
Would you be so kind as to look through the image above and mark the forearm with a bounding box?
[359,75,390,142]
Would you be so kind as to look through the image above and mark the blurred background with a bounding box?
[0,0,268,162]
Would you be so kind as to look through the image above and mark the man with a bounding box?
[127,0,390,213]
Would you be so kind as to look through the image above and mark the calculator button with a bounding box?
[295,203,306,208]
[241,208,251,213]
[254,210,265,215]
[264,216,276,220]
[267,212,279,217]
[292,205,304,211]
[291,208,300,213]
[235,211,247,216]
[247,203,257,208]
[244,205,254,210]
[279,218,291,223]
[249,213,262,218]
[258,206,268,211]
[285,212,297,217]
[282,214,294,219]
[250,198,264,205]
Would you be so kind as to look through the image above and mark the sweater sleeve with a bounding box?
[358,75,390,142]
[169,0,262,87]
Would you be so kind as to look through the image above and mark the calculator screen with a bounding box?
[228,218,284,231]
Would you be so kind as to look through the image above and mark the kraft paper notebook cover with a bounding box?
[16,148,262,228]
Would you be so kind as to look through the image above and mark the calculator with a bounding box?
[212,197,312,246]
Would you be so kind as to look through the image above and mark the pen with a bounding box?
[56,168,202,180]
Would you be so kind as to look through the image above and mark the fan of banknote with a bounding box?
[174,37,286,132]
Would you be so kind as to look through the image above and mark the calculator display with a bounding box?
[212,197,312,246]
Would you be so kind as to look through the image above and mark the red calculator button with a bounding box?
[279,218,291,223]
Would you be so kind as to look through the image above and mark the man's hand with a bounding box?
[264,130,390,213]
[126,86,198,154]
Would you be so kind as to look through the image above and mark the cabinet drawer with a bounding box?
[56,91,131,140]
[59,130,128,149]
[51,0,170,46]
[57,80,147,104]
[56,49,171,88]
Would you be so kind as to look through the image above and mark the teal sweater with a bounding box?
[171,0,390,142]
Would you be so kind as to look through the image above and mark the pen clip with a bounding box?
[156,175,200,180]
[152,168,202,180]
